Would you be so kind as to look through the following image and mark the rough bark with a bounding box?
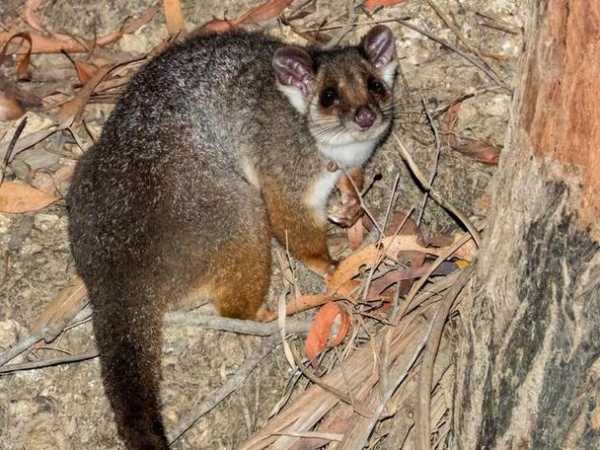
[454,1,600,449]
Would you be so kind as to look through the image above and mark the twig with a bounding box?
[290,347,354,406]
[273,430,343,441]
[0,116,27,186]
[342,307,434,449]
[322,0,358,49]
[168,335,281,445]
[424,0,487,64]
[164,313,311,336]
[303,16,411,32]
[0,312,309,369]
[398,230,476,320]
[417,98,441,226]
[415,265,473,450]
[392,132,481,247]
[395,19,510,91]
[0,333,43,367]
[360,175,404,302]
[0,349,98,374]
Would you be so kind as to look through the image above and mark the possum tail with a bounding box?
[92,287,168,450]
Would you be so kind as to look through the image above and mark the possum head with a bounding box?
[272,25,397,168]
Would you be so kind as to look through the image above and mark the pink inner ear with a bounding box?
[364,26,395,68]
[272,47,314,96]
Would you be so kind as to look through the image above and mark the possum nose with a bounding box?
[354,106,376,129]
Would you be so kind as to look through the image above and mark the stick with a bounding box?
[415,265,474,450]
[392,132,482,247]
[167,335,281,445]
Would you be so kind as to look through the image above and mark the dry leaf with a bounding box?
[24,0,47,32]
[0,180,58,213]
[31,275,87,342]
[440,101,462,147]
[285,293,330,316]
[363,0,406,11]
[1,5,158,55]
[57,60,141,127]
[195,0,292,34]
[163,0,184,37]
[236,0,293,25]
[347,219,364,249]
[0,33,33,81]
[304,302,351,363]
[327,234,469,292]
[73,61,99,83]
[194,18,238,35]
[15,35,33,81]
[452,139,500,165]
[0,92,25,121]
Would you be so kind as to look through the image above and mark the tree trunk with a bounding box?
[454,1,600,449]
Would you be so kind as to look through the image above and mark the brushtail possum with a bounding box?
[67,25,397,449]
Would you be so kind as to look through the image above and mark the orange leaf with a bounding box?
[163,0,184,37]
[363,0,406,11]
[1,5,158,55]
[304,302,351,363]
[24,0,47,32]
[74,61,99,83]
[347,218,364,249]
[0,92,25,121]
[194,19,238,35]
[0,181,58,213]
[57,60,139,126]
[236,0,293,25]
[0,33,32,80]
[452,139,500,165]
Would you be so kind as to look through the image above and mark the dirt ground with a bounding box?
[0,0,522,449]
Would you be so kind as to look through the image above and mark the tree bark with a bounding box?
[454,1,600,449]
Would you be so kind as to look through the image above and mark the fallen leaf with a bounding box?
[440,101,461,147]
[304,302,351,363]
[0,180,58,213]
[285,293,330,316]
[73,60,99,83]
[0,33,33,81]
[15,35,33,81]
[31,275,87,343]
[236,0,293,25]
[24,0,47,32]
[0,4,158,54]
[327,234,473,293]
[368,263,431,295]
[347,219,364,249]
[194,18,238,35]
[0,92,25,121]
[452,139,500,165]
[194,0,292,34]
[363,0,406,11]
[57,58,144,127]
[163,0,184,37]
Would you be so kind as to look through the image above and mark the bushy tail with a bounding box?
[92,290,168,450]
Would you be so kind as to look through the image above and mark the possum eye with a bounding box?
[367,77,385,95]
[319,87,339,108]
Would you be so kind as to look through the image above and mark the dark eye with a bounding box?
[319,87,338,108]
[367,77,386,95]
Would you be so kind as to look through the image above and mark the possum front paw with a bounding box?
[328,196,362,228]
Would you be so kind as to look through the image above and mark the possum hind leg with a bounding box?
[183,204,273,321]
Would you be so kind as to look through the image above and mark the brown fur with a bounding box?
[67,27,396,449]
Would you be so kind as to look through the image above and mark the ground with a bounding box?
[0,0,521,448]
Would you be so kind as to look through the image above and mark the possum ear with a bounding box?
[273,46,314,114]
[362,25,397,84]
